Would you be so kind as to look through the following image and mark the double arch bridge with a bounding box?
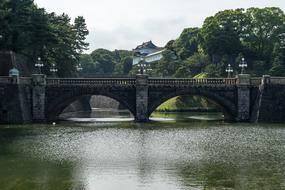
[0,74,285,123]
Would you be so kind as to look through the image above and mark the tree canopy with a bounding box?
[0,0,89,76]
[155,7,285,77]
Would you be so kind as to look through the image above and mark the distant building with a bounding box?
[133,41,164,65]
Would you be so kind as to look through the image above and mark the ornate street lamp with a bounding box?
[239,57,247,74]
[76,63,83,72]
[49,63,58,77]
[138,61,146,74]
[280,33,285,48]
[137,59,152,75]
[225,64,233,78]
[35,57,44,74]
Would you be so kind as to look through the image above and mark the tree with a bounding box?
[172,28,200,60]
[80,54,95,74]
[153,50,181,77]
[121,56,133,74]
[200,9,246,64]
[244,7,285,61]
[74,16,89,55]
[0,1,90,77]
[183,53,210,76]
[270,33,285,76]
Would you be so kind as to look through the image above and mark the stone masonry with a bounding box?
[1,74,285,124]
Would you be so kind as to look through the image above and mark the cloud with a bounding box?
[35,0,285,52]
[86,17,189,52]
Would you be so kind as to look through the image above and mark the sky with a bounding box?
[34,0,285,52]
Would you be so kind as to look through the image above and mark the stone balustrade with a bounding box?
[250,77,262,86]
[1,75,285,87]
[20,77,32,85]
[46,78,136,86]
[149,78,237,86]
[0,76,11,84]
[270,77,285,85]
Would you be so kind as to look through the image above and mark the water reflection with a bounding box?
[0,115,285,190]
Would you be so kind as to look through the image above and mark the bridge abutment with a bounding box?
[236,74,251,121]
[135,75,149,122]
[32,74,46,122]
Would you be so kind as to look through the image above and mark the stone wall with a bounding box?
[258,85,285,122]
[0,84,32,124]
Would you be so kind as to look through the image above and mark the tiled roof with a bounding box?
[134,41,160,50]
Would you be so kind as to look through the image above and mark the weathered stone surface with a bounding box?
[135,75,149,122]
[236,74,251,121]
[32,74,46,121]
[0,84,32,124]
[258,84,285,122]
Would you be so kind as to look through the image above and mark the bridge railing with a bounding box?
[0,76,11,84]
[148,78,237,86]
[250,77,262,86]
[270,77,285,85]
[46,78,136,86]
[20,77,32,85]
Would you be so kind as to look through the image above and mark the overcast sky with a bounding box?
[34,0,285,52]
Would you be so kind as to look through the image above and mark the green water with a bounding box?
[1,112,285,190]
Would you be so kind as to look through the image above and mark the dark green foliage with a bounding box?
[0,0,89,77]
[172,28,200,60]
[270,34,285,76]
[86,49,133,75]
[161,7,285,78]
[151,49,180,77]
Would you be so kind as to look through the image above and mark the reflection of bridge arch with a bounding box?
[45,86,136,120]
[148,88,237,120]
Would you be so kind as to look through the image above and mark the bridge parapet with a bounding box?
[250,77,262,86]
[20,77,32,85]
[46,78,136,87]
[149,78,237,87]
[270,77,285,85]
[0,76,11,84]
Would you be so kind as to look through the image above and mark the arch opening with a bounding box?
[48,94,134,122]
[149,94,235,122]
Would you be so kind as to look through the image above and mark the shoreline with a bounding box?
[155,108,219,113]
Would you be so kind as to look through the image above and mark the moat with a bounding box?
[0,111,285,190]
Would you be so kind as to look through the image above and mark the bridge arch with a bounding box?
[45,89,136,121]
[148,88,237,120]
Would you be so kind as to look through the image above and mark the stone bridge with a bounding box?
[0,74,285,124]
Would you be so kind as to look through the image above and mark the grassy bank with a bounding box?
[156,96,218,112]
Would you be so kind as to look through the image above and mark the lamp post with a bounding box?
[280,33,285,49]
[76,63,83,77]
[49,63,58,78]
[35,57,44,74]
[138,61,146,75]
[76,63,83,72]
[225,64,233,78]
[137,58,152,75]
[239,57,247,74]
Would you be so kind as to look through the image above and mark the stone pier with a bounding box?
[32,74,46,122]
[236,74,251,121]
[135,74,149,122]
